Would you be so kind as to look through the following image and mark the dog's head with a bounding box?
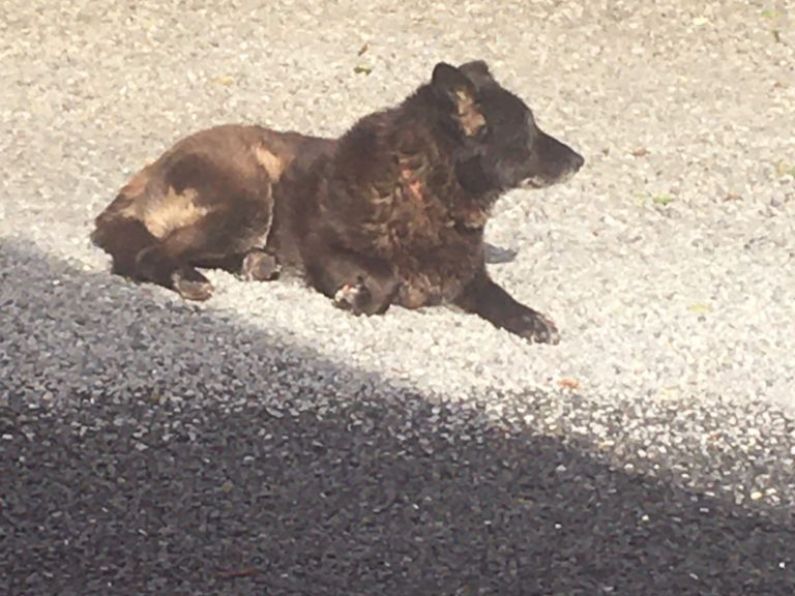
[428,60,584,195]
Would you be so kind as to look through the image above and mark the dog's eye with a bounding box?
[475,125,490,140]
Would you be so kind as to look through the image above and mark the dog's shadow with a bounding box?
[484,242,517,264]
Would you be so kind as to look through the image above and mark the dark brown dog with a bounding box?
[271,60,584,343]
[92,60,583,343]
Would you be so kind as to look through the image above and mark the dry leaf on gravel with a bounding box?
[558,378,581,390]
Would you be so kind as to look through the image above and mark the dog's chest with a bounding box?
[377,190,486,308]
[371,175,484,247]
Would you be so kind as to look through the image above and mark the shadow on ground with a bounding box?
[1,239,794,595]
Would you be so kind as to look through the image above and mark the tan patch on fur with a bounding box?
[455,89,486,136]
[254,146,286,182]
[120,186,208,238]
[146,187,206,238]
[399,164,425,202]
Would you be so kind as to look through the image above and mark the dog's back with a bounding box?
[92,124,331,299]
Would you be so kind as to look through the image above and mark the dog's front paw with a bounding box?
[333,279,373,315]
[514,311,560,345]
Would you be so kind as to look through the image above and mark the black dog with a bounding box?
[92,60,583,343]
[271,60,584,343]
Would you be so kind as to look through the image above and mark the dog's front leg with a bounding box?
[454,269,559,344]
[305,247,399,316]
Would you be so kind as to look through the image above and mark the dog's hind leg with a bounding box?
[91,216,158,279]
[91,215,211,299]
[134,223,216,301]
[141,200,279,300]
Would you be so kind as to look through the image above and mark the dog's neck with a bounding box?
[386,105,496,231]
[397,154,491,232]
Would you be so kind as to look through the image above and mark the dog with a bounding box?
[92,60,583,343]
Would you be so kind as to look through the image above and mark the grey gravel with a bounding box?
[2,1,795,594]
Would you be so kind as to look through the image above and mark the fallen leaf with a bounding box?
[775,161,795,178]
[558,377,580,390]
[357,43,369,56]
[631,147,649,157]
[213,75,235,86]
[688,302,712,314]
[354,64,373,75]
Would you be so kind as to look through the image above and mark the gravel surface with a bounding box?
[2,0,795,594]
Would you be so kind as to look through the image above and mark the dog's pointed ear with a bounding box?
[459,60,496,89]
[431,62,473,96]
[431,62,486,137]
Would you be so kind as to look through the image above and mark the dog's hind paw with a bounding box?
[171,267,214,301]
[241,251,280,281]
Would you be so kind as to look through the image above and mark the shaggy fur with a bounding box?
[271,60,584,343]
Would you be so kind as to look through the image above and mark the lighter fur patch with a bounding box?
[120,186,208,238]
[455,89,486,136]
[254,146,286,182]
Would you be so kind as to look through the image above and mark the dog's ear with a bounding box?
[459,60,496,89]
[431,62,486,137]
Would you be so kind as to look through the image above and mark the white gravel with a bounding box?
[2,1,795,592]
[2,0,792,410]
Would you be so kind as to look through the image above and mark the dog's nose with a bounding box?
[571,152,585,172]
